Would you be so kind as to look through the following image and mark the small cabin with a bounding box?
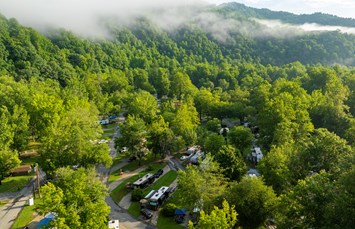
[11,165,32,176]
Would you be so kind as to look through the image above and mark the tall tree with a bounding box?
[171,103,199,146]
[148,115,174,158]
[215,145,247,181]
[277,171,334,228]
[170,71,197,100]
[126,90,158,123]
[37,168,110,229]
[0,149,21,185]
[227,126,253,156]
[118,115,149,165]
[189,200,238,229]
[176,157,227,212]
[40,101,112,174]
[226,176,278,229]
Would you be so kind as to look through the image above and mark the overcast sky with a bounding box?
[207,0,355,19]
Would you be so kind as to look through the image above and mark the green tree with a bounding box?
[204,133,225,155]
[0,149,21,185]
[228,126,253,156]
[118,115,149,165]
[126,90,158,123]
[189,200,238,229]
[289,128,353,181]
[325,163,355,228]
[257,79,313,149]
[148,116,174,158]
[151,68,170,98]
[277,171,334,228]
[176,158,227,212]
[37,168,110,229]
[205,118,221,133]
[258,146,290,194]
[171,103,199,146]
[40,102,112,174]
[215,145,247,181]
[0,106,14,148]
[170,71,197,100]
[226,176,278,229]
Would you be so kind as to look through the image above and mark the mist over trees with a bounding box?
[0,2,354,228]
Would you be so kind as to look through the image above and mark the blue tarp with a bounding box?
[175,209,186,215]
[37,218,53,228]
[37,212,56,229]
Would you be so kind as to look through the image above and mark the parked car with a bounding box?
[120,147,128,153]
[127,156,137,162]
[154,169,164,178]
[141,208,153,219]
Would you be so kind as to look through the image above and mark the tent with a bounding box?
[174,209,186,224]
[37,212,56,229]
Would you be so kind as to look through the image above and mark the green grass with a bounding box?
[0,174,33,193]
[165,188,183,208]
[0,200,8,206]
[103,128,115,135]
[127,201,141,217]
[111,151,130,167]
[103,123,117,129]
[109,172,122,183]
[144,170,178,196]
[11,198,41,229]
[19,155,39,166]
[120,155,159,172]
[157,211,184,229]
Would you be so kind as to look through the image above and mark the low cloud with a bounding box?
[0,0,209,37]
[0,0,354,40]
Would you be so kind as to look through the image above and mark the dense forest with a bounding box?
[0,2,354,228]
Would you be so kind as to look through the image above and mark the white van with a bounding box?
[108,219,119,229]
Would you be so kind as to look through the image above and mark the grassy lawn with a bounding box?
[157,211,184,229]
[111,151,130,167]
[102,123,117,129]
[127,201,141,217]
[120,155,160,172]
[0,174,33,193]
[11,198,41,229]
[144,170,178,196]
[103,128,115,135]
[109,172,122,183]
[0,200,8,206]
[19,155,39,166]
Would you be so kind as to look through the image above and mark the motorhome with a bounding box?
[133,173,155,189]
[144,186,170,210]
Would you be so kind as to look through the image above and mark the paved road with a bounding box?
[0,168,46,229]
[100,121,156,229]
[0,181,34,229]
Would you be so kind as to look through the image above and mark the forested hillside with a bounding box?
[0,3,354,228]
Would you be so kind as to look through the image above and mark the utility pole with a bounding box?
[36,163,41,198]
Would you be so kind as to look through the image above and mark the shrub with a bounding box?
[161,203,177,217]
[131,188,144,201]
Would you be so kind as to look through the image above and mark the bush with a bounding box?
[161,203,177,217]
[131,188,144,201]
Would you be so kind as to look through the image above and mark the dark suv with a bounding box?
[154,169,164,178]
[141,208,153,219]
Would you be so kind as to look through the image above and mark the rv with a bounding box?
[133,173,155,189]
[145,186,170,210]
